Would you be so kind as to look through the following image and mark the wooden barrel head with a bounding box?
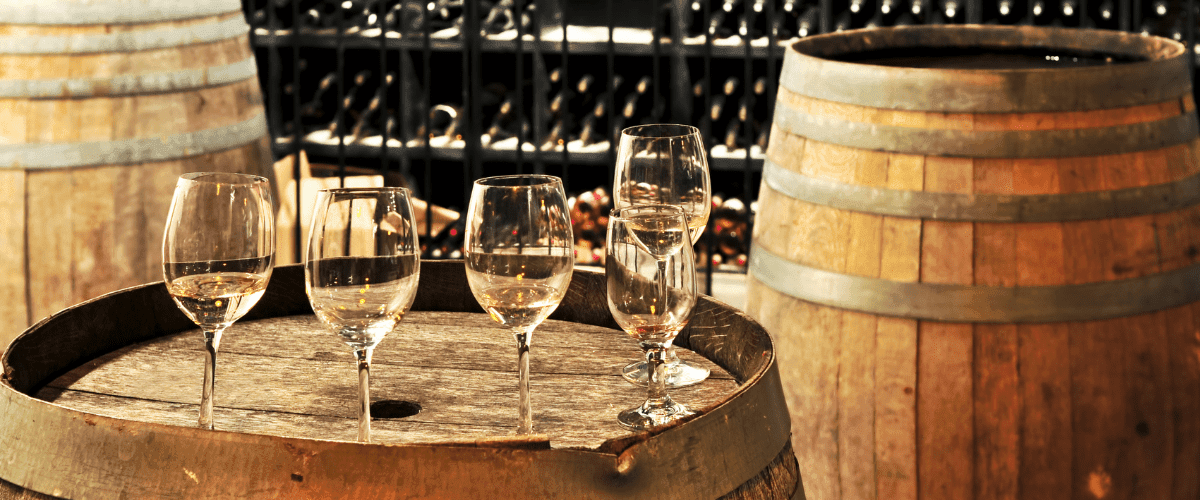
[0,262,802,499]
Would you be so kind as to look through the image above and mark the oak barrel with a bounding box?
[0,0,275,348]
[0,262,803,499]
[746,25,1200,500]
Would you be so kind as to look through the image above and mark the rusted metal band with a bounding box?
[0,17,248,55]
[772,102,1200,158]
[749,242,1200,323]
[0,0,240,24]
[0,58,258,99]
[762,159,1200,222]
[0,113,266,169]
[782,25,1191,112]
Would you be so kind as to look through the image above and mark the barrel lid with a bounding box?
[0,262,793,499]
[782,25,1191,112]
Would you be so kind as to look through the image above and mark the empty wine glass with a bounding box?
[305,188,421,443]
[464,175,574,435]
[606,205,698,430]
[162,172,275,430]
[613,123,711,388]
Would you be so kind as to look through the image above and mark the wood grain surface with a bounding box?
[750,25,1200,500]
[0,8,274,349]
[34,311,736,449]
[0,262,800,500]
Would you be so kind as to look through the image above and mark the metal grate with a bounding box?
[241,0,1200,281]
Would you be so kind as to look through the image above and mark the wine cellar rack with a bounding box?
[241,0,1200,279]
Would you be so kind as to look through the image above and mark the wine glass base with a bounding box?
[621,359,711,388]
[618,401,694,431]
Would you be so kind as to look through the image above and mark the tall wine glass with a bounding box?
[613,123,711,388]
[606,205,698,430]
[305,188,421,443]
[464,175,574,435]
[162,172,275,430]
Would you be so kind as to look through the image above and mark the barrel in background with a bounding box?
[747,25,1200,499]
[0,0,275,347]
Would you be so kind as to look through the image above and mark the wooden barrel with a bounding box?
[0,262,804,499]
[0,0,275,348]
[746,25,1200,500]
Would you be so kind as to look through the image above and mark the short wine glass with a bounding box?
[606,205,698,430]
[162,172,275,430]
[613,123,711,388]
[305,188,421,443]
[464,175,574,435]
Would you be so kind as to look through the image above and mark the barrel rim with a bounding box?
[0,262,794,500]
[781,24,1192,112]
[0,0,242,25]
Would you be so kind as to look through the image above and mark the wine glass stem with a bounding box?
[355,347,373,443]
[514,328,532,435]
[645,346,670,409]
[653,258,681,369]
[199,329,223,430]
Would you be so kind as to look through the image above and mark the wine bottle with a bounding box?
[301,73,338,119]
[723,119,741,150]
[541,119,565,150]
[941,0,959,19]
[797,6,818,37]
[707,10,732,38]
[578,114,601,146]
[428,104,461,140]
[910,0,927,17]
[482,0,516,34]
[709,94,726,123]
[1098,0,1114,21]
[997,0,1015,17]
[834,9,852,31]
[1060,0,1077,17]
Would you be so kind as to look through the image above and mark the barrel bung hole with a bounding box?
[371,400,421,419]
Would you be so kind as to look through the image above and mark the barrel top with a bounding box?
[0,262,792,499]
[781,25,1192,112]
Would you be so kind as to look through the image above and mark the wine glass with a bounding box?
[162,172,275,430]
[464,175,574,435]
[613,123,711,388]
[305,188,421,443]
[606,205,698,430]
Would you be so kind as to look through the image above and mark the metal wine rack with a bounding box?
[241,0,1200,276]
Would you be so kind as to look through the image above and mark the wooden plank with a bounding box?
[39,312,736,451]
[972,157,1019,500]
[69,166,120,303]
[1012,154,1072,500]
[1167,303,1200,500]
[918,144,974,500]
[0,170,26,349]
[24,176,74,325]
[1054,142,1127,500]
[874,150,923,500]
[836,143,888,500]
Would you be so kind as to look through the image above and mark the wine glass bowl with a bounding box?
[464,175,574,435]
[613,124,712,388]
[606,205,698,430]
[162,172,275,430]
[305,187,421,442]
[614,124,711,244]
